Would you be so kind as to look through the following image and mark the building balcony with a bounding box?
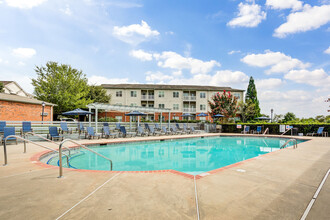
[141,95,154,101]
[183,96,196,101]
[183,108,196,112]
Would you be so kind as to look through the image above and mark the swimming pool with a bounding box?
[45,136,305,175]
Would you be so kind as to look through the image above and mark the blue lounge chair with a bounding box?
[176,123,183,130]
[102,126,118,139]
[241,126,250,134]
[307,127,325,136]
[77,122,85,135]
[0,121,6,134]
[115,123,121,130]
[86,127,100,139]
[103,122,109,127]
[119,126,136,138]
[144,123,150,131]
[162,126,172,135]
[183,126,190,134]
[60,122,72,134]
[254,126,262,134]
[2,127,17,145]
[20,121,33,135]
[190,127,202,134]
[149,126,161,136]
[48,127,63,141]
[155,123,161,131]
[137,126,148,136]
[171,126,183,135]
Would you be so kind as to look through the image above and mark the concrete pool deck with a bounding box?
[0,133,329,219]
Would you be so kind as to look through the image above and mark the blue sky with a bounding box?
[0,0,329,117]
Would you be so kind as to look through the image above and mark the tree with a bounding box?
[87,85,111,103]
[208,90,240,122]
[283,112,296,122]
[32,62,92,116]
[273,114,284,123]
[0,82,4,93]
[245,76,260,118]
[240,100,256,122]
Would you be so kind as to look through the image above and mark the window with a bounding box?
[130,91,137,97]
[116,91,122,97]
[148,104,154,108]
[159,104,165,109]
[173,104,179,110]
[200,104,206,111]
[115,116,122,122]
[234,93,241,99]
[200,92,206,98]
[130,103,137,107]
[173,116,179,120]
[200,117,206,121]
[173,91,179,98]
[158,91,164,98]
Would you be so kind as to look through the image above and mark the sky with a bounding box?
[0,0,329,118]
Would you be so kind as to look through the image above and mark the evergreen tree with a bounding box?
[0,82,4,93]
[245,76,260,118]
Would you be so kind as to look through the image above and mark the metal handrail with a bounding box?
[58,139,113,178]
[263,128,269,135]
[2,135,69,167]
[281,127,292,136]
[280,139,298,149]
[26,132,71,155]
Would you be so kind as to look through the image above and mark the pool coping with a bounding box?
[30,133,312,180]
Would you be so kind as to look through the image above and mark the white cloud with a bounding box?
[265,0,303,11]
[227,3,266,28]
[156,51,220,74]
[88,75,137,85]
[284,68,330,87]
[60,4,72,16]
[11,48,36,58]
[274,4,330,38]
[228,50,241,55]
[241,50,310,74]
[113,20,160,45]
[324,46,330,54]
[129,49,153,61]
[255,78,284,89]
[145,71,174,83]
[5,0,47,9]
[210,70,249,86]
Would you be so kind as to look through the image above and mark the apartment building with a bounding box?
[102,84,244,122]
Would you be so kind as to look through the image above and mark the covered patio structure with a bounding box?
[86,103,172,132]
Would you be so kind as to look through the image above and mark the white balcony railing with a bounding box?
[183,96,196,101]
[141,95,154,100]
[183,108,196,112]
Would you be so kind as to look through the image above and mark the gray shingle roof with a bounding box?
[0,93,55,106]
[101,84,244,92]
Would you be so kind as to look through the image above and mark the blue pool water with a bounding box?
[47,136,305,175]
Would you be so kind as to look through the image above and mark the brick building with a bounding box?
[0,93,54,121]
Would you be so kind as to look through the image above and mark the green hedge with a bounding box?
[220,123,330,135]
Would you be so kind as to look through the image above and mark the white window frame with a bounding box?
[116,91,122,97]
[173,104,179,110]
[130,91,137,97]
[158,91,165,98]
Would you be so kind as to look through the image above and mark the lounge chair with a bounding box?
[241,126,250,134]
[102,126,118,139]
[137,126,148,136]
[307,127,325,136]
[2,127,17,145]
[119,126,136,138]
[254,126,262,134]
[103,122,109,127]
[0,121,6,135]
[190,127,202,134]
[77,122,85,135]
[183,126,190,134]
[149,126,161,136]
[154,123,161,131]
[48,127,63,141]
[176,123,183,130]
[115,123,121,130]
[86,127,100,139]
[20,121,33,136]
[60,122,72,134]
[171,126,183,135]
[162,126,172,135]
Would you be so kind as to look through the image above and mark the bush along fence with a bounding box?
[219,123,330,135]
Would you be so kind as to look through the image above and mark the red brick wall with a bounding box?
[0,100,53,121]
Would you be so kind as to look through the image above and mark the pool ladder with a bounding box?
[280,139,298,149]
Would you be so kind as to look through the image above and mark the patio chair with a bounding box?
[20,121,33,136]
[183,126,190,134]
[102,126,118,139]
[0,121,6,134]
[144,123,150,130]
[119,126,136,138]
[137,126,148,136]
[241,126,250,134]
[77,122,85,135]
[176,123,183,130]
[307,127,325,136]
[162,126,172,135]
[149,126,161,136]
[171,126,183,135]
[190,127,202,134]
[48,127,63,141]
[2,127,17,145]
[254,126,262,134]
[103,122,109,127]
[60,122,72,134]
[86,127,100,139]
[154,123,161,131]
[115,123,121,130]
